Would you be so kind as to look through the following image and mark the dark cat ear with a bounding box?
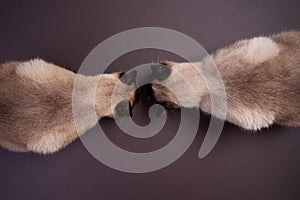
[151,64,171,81]
[115,100,132,117]
[120,70,137,85]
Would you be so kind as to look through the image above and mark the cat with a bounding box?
[151,31,300,130]
[0,59,137,154]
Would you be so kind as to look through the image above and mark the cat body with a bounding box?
[151,31,300,130]
[0,59,137,154]
[1,31,299,154]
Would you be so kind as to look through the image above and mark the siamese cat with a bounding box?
[151,31,300,130]
[0,59,137,154]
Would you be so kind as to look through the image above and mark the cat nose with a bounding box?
[115,100,132,117]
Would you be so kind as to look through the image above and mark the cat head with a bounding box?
[150,61,206,110]
[95,70,138,118]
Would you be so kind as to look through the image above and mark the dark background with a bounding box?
[0,0,300,199]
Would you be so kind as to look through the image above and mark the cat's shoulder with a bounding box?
[213,35,280,66]
[0,58,74,83]
[0,59,54,79]
[15,59,56,81]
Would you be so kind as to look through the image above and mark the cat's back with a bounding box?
[0,61,23,120]
[0,60,74,143]
[272,31,300,48]
[211,31,300,126]
[213,31,300,93]
[271,31,300,125]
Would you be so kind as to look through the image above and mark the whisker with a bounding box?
[156,55,160,64]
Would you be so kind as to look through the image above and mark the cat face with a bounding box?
[151,61,205,110]
[114,71,139,117]
[95,70,138,118]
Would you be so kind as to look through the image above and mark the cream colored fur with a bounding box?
[152,31,300,130]
[0,59,136,154]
